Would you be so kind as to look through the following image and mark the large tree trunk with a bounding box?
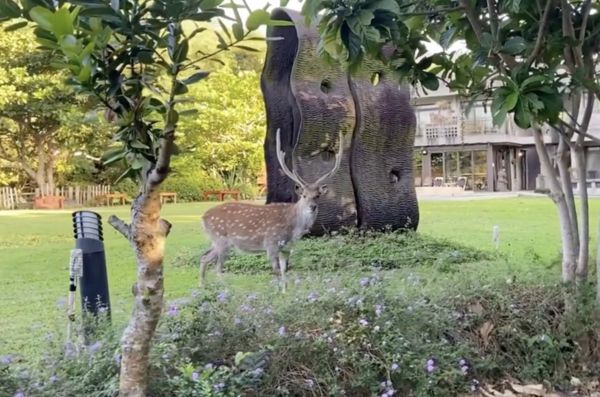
[46,157,55,194]
[534,128,577,283]
[109,189,171,397]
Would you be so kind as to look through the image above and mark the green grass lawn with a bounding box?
[0,197,598,357]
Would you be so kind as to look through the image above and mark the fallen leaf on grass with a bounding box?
[509,383,545,396]
[479,321,495,346]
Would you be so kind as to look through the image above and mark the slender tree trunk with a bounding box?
[109,189,171,397]
[573,145,589,284]
[556,137,579,254]
[534,128,577,283]
[597,217,600,303]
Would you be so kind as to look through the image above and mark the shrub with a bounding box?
[160,169,223,202]
[172,230,494,274]
[2,276,599,396]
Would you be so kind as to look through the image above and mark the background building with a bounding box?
[411,86,600,194]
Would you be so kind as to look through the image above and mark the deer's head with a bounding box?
[276,128,343,217]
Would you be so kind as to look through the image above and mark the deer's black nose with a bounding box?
[310,204,317,212]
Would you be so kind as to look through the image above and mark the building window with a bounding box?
[413,150,423,186]
[424,150,488,190]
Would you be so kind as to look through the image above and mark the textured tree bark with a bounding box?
[111,189,171,397]
[261,8,418,234]
[533,128,576,283]
[110,123,175,396]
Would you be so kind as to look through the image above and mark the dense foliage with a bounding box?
[0,28,266,198]
[0,28,104,190]
[1,231,599,396]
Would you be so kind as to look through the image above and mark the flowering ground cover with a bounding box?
[1,198,599,396]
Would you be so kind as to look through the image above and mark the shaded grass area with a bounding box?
[0,197,598,359]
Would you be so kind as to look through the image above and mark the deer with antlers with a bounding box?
[199,128,343,290]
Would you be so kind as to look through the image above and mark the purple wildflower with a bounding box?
[87,341,102,353]
[307,292,319,302]
[459,358,470,374]
[1,355,12,365]
[234,317,242,326]
[359,277,370,287]
[391,363,399,371]
[192,372,199,381]
[217,291,229,302]
[470,379,480,392]
[251,368,264,377]
[278,326,287,336]
[426,358,436,373]
[306,379,315,388]
[167,304,178,316]
[358,318,369,327]
[14,392,25,397]
[375,304,384,317]
[49,375,58,383]
[114,354,122,366]
[213,382,225,392]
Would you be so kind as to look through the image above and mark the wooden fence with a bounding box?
[0,184,113,210]
[0,187,22,210]
[35,184,112,206]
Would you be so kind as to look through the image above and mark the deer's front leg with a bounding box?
[278,251,289,293]
[267,247,280,275]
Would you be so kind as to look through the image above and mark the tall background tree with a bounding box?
[0,28,104,192]
[302,0,600,297]
[0,0,283,395]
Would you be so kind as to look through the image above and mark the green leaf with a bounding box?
[130,140,150,149]
[367,0,401,14]
[114,167,136,184]
[0,0,21,19]
[246,9,270,31]
[174,80,188,95]
[217,18,231,41]
[232,22,244,41]
[199,0,223,10]
[234,44,259,52]
[440,26,456,50]
[4,20,27,31]
[172,39,189,64]
[51,5,76,37]
[505,91,519,111]
[480,32,493,50]
[420,72,439,91]
[182,71,210,85]
[501,36,527,55]
[280,0,289,5]
[179,109,199,117]
[29,6,54,31]
[514,99,532,128]
[101,148,126,165]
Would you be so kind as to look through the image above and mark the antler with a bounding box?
[276,128,307,188]
[313,130,344,186]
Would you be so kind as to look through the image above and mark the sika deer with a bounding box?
[200,128,343,290]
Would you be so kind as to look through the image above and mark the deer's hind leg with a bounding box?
[200,248,217,287]
[200,239,230,286]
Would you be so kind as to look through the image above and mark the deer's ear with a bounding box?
[318,185,328,195]
[295,184,304,194]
